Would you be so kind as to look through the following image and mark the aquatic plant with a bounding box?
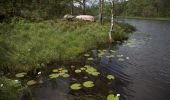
[15,72,27,78]
[75,69,82,73]
[87,58,94,61]
[107,75,115,80]
[84,54,90,57]
[107,94,119,100]
[49,74,59,79]
[84,65,100,76]
[70,83,81,90]
[27,80,37,86]
[83,81,94,88]
[49,68,69,79]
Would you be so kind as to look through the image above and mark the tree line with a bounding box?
[116,0,170,17]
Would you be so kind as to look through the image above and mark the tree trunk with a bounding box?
[99,0,104,25]
[109,0,114,43]
[71,0,74,15]
[82,0,86,14]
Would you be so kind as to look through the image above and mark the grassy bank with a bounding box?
[0,19,134,71]
[119,16,170,21]
[0,77,27,100]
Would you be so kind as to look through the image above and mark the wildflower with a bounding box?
[117,94,120,97]
[38,72,41,75]
[0,84,3,87]
[126,57,129,60]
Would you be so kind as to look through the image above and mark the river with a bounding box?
[114,19,170,100]
[23,19,170,100]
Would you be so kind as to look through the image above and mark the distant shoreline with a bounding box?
[118,16,170,21]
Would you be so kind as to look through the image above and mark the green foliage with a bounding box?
[15,72,27,78]
[27,80,37,86]
[0,20,133,71]
[107,75,115,80]
[0,77,26,100]
[107,94,119,100]
[70,83,82,90]
[117,0,170,17]
[83,81,94,88]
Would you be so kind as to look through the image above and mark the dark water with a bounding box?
[113,19,170,100]
[25,19,170,100]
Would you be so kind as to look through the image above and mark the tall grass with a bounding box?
[0,19,134,71]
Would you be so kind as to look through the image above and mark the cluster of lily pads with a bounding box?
[15,72,38,86]
[85,49,129,62]
[15,65,119,100]
[123,38,148,48]
[70,80,94,90]
[49,68,70,79]
[75,65,100,76]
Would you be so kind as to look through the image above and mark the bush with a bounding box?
[0,77,26,100]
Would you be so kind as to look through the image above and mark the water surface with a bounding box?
[24,19,170,100]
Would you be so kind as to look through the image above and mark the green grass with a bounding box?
[0,77,27,100]
[0,19,134,71]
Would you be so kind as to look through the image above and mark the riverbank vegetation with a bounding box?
[0,0,137,100]
[0,19,134,72]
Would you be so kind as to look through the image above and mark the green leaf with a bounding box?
[49,74,59,79]
[118,58,125,62]
[15,72,27,78]
[91,72,100,76]
[71,66,75,68]
[110,50,116,53]
[70,83,81,90]
[75,69,81,73]
[83,81,94,88]
[87,58,94,61]
[107,75,115,80]
[52,69,59,73]
[84,54,90,57]
[27,80,37,86]
[80,67,86,71]
[62,74,70,78]
[107,94,119,100]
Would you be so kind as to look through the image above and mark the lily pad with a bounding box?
[52,69,59,73]
[71,66,75,68]
[27,80,37,86]
[107,75,115,80]
[107,94,119,100]
[84,54,90,57]
[83,81,94,88]
[80,67,86,71]
[118,58,125,62]
[62,74,70,78]
[15,72,27,78]
[117,55,123,57]
[87,58,94,61]
[75,69,81,73]
[91,72,100,76]
[70,83,81,90]
[61,69,68,73]
[110,50,116,53]
[49,74,59,79]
